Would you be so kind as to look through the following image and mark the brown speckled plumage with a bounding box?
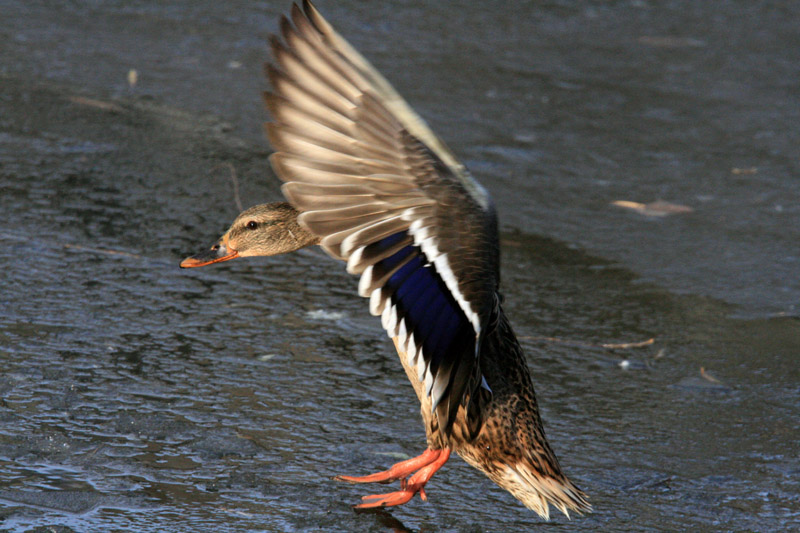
[392,309,589,518]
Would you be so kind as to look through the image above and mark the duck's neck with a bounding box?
[276,205,320,253]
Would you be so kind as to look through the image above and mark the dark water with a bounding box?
[1,1,798,531]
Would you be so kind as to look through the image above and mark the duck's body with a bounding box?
[182,1,590,519]
[395,312,587,516]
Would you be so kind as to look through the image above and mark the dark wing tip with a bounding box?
[262,90,279,118]
[302,0,326,34]
[279,14,294,43]
[302,0,317,19]
[268,33,284,59]
[264,62,283,88]
[291,2,306,27]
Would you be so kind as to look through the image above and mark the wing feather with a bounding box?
[267,1,501,432]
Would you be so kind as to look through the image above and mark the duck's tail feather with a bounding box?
[497,461,591,520]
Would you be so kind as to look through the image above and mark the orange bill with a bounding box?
[180,243,238,268]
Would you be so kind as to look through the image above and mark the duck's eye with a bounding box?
[246,221,258,230]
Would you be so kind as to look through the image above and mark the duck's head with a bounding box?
[180,202,319,268]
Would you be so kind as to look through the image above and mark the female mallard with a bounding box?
[182,0,590,520]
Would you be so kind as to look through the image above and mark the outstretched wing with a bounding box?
[266,1,500,432]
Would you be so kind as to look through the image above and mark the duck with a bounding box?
[181,0,590,520]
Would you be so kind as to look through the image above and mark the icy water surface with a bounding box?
[1,1,798,531]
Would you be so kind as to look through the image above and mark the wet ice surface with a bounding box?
[1,1,799,531]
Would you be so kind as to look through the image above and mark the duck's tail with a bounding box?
[496,459,591,520]
[459,446,591,520]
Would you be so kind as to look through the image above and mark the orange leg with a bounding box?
[334,448,452,508]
